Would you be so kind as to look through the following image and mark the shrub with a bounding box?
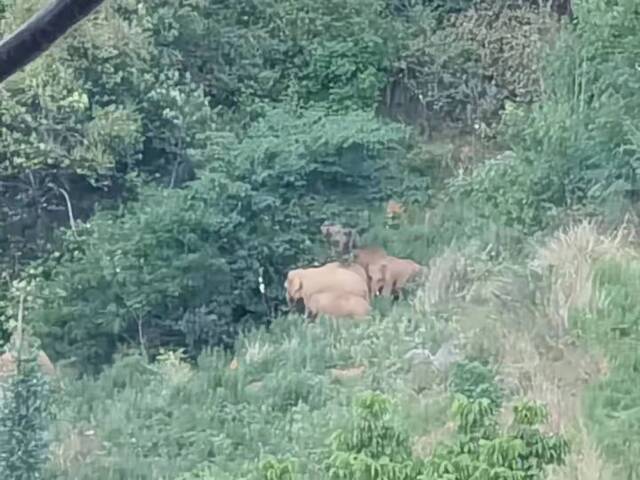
[482,0,640,229]
[0,335,52,479]
[324,391,568,480]
[424,396,569,480]
[448,360,503,410]
[325,392,419,480]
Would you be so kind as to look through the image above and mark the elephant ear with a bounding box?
[290,275,303,296]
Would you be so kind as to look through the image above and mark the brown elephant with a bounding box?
[285,262,369,313]
[353,246,387,271]
[305,291,370,321]
[367,256,423,299]
[341,262,367,284]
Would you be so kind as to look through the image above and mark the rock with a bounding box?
[431,341,462,374]
[404,340,462,374]
[404,341,462,393]
[245,381,263,393]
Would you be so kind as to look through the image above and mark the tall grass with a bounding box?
[572,258,640,479]
[528,220,640,479]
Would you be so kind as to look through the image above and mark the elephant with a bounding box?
[367,256,423,300]
[341,262,368,284]
[353,246,388,271]
[285,262,369,314]
[305,291,370,321]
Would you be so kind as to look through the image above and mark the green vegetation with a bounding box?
[2,0,640,478]
[573,258,640,479]
[0,334,52,479]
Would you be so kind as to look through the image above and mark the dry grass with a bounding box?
[530,219,637,335]
[493,326,615,479]
[416,221,625,478]
[413,248,475,312]
[548,420,614,480]
[328,365,365,383]
[49,422,105,473]
[412,420,457,459]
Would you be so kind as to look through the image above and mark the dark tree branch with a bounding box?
[0,0,105,84]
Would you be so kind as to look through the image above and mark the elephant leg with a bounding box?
[391,280,401,302]
[304,305,318,323]
[381,280,394,297]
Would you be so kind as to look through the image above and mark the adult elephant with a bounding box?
[285,262,369,315]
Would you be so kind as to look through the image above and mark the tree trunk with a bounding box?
[0,0,105,84]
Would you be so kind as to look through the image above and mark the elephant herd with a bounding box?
[284,245,424,321]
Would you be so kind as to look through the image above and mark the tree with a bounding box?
[0,296,52,480]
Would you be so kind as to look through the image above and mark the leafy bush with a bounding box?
[448,360,503,410]
[466,0,640,232]
[259,457,297,480]
[325,391,567,480]
[0,336,52,480]
[424,396,569,480]
[446,152,562,235]
[326,392,418,479]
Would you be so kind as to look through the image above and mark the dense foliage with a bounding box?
[0,336,52,479]
[4,105,414,369]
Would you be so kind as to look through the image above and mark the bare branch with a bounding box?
[47,182,77,235]
[0,0,105,84]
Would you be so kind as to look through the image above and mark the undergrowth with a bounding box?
[572,258,640,479]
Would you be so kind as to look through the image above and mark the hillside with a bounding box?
[43,220,639,479]
[2,0,640,479]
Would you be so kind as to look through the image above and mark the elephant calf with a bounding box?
[367,256,424,300]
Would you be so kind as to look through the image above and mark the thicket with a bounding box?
[451,0,640,234]
[5,106,412,370]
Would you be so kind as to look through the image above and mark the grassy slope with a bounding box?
[572,249,640,479]
[46,214,637,480]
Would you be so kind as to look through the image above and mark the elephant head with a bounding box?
[285,269,305,312]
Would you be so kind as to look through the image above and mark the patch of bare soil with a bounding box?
[328,365,366,383]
